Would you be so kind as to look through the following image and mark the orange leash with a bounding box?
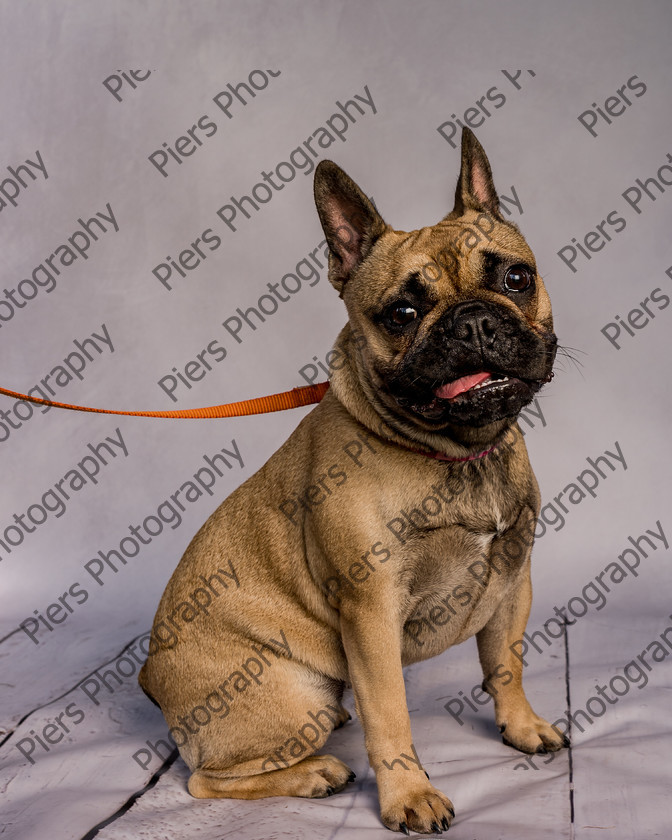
[0,381,330,419]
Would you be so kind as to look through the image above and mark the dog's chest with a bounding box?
[399,519,520,664]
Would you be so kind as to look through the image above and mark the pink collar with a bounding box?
[417,442,500,462]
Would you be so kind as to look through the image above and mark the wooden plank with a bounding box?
[0,616,149,735]
[568,607,672,838]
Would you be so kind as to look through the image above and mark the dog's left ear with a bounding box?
[450,127,503,219]
[314,160,388,295]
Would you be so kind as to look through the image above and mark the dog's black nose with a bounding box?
[451,303,498,349]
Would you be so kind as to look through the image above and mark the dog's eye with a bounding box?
[387,304,418,327]
[503,265,533,293]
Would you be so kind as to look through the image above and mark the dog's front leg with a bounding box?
[340,594,455,834]
[476,538,570,755]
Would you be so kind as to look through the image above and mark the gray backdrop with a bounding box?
[1,2,671,838]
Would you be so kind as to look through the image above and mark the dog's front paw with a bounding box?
[500,712,569,754]
[380,780,455,835]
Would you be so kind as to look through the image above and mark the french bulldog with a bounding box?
[139,127,565,834]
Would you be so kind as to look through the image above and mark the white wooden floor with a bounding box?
[3,599,670,839]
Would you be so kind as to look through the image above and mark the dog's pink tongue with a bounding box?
[435,372,491,400]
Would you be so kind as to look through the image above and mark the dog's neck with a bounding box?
[328,326,514,461]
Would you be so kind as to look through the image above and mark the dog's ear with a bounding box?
[450,127,503,219]
[314,160,388,295]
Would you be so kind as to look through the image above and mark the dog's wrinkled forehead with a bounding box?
[363,213,536,301]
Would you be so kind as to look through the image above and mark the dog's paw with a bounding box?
[500,713,569,754]
[380,781,455,834]
[300,754,357,798]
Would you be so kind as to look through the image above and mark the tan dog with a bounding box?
[139,127,566,835]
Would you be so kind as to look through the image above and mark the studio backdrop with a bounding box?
[1,2,671,838]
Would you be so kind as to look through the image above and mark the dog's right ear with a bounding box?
[449,127,503,219]
[314,160,388,296]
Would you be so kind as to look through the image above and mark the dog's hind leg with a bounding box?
[167,654,354,800]
[188,752,355,799]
